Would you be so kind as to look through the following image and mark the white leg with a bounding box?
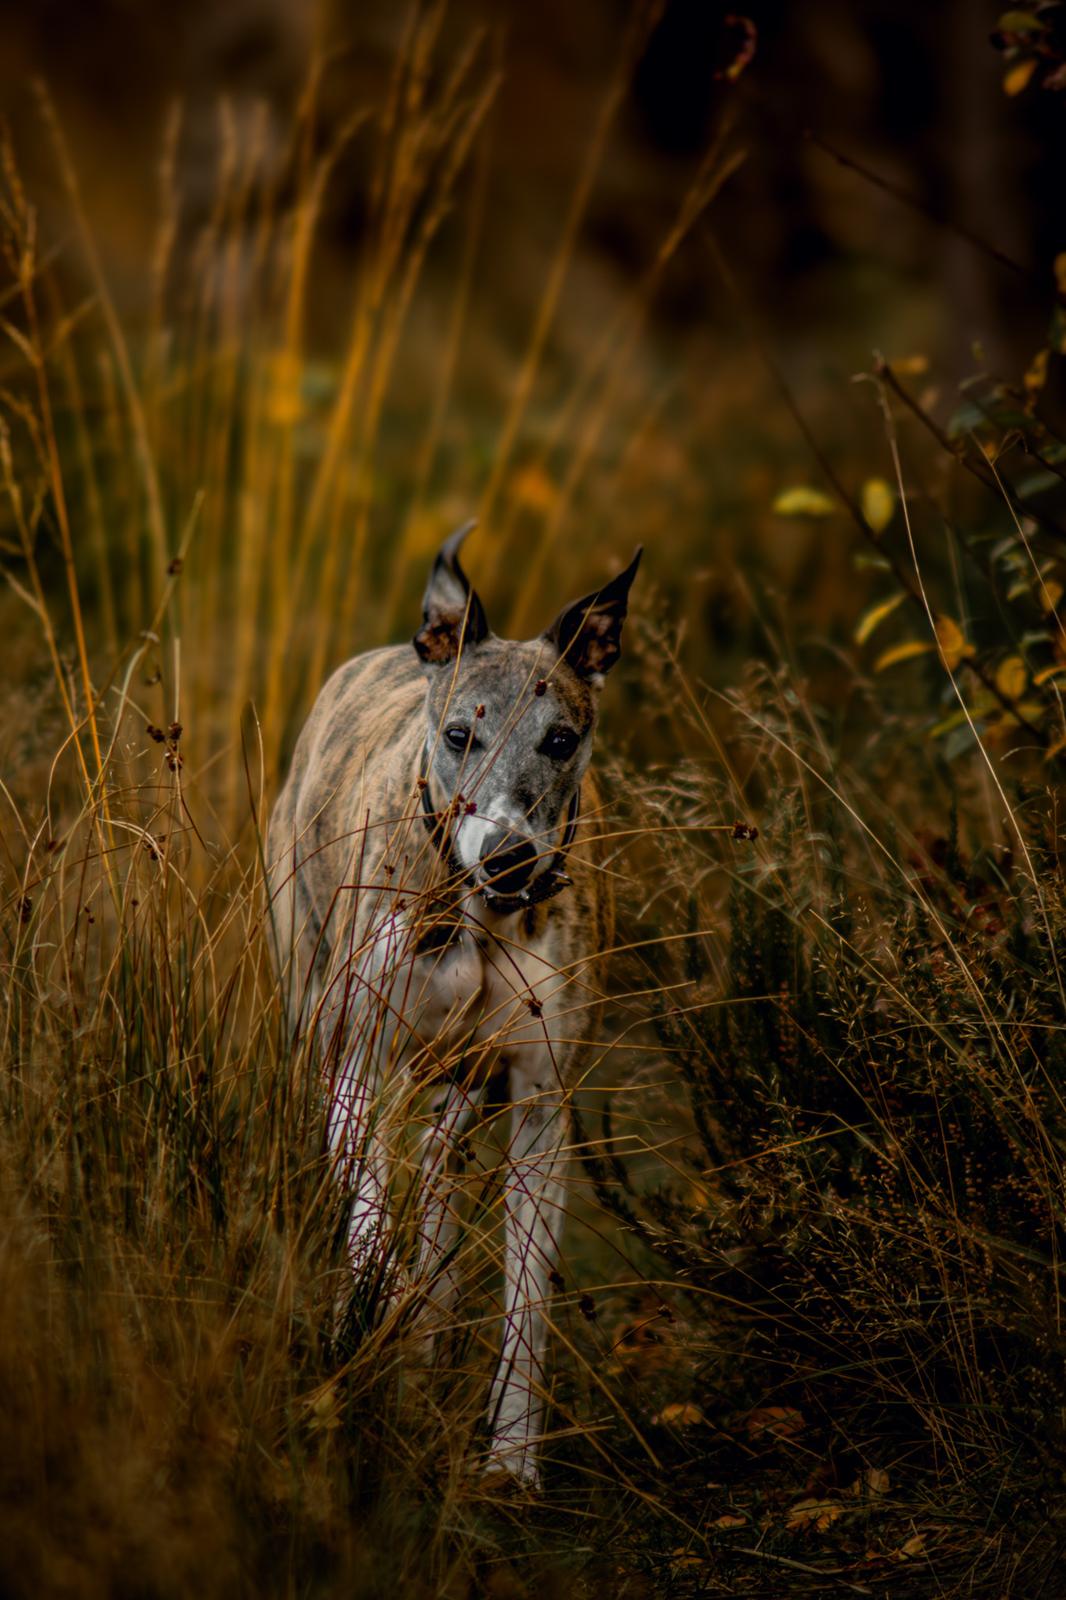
[413,1079,488,1325]
[327,1056,392,1270]
[320,915,406,1273]
[487,1077,568,1486]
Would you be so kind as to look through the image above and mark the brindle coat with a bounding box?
[267,525,640,1485]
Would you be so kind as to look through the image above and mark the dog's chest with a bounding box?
[404,915,564,1077]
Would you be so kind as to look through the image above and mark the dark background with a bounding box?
[2,0,1058,370]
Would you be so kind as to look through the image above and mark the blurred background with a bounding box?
[1,0,1063,818]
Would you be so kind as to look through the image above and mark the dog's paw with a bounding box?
[480,1448,541,1498]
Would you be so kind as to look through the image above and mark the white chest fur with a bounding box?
[367,909,565,1088]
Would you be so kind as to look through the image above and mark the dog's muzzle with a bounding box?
[418,764,580,915]
[478,831,538,896]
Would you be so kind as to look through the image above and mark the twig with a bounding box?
[875,356,1066,546]
[804,127,1037,289]
[733,1543,875,1597]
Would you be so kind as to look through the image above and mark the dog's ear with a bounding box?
[414,521,490,665]
[545,547,642,683]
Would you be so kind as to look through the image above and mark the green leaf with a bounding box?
[772,485,837,517]
[998,10,1042,32]
[947,400,987,439]
[1014,469,1060,498]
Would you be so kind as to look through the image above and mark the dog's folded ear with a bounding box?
[414,521,490,665]
[545,547,642,682]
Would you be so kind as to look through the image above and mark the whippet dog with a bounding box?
[267,524,640,1485]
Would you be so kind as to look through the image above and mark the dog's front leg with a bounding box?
[415,1079,488,1320]
[326,1051,393,1271]
[487,1073,568,1486]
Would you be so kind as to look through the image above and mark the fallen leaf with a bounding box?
[893,1531,927,1561]
[745,1404,805,1440]
[1004,58,1037,95]
[875,639,935,671]
[712,1513,747,1530]
[995,654,1028,699]
[861,477,895,534]
[787,1497,845,1532]
[845,1466,891,1500]
[772,485,836,517]
[654,1402,706,1428]
[1033,662,1066,685]
[855,591,905,646]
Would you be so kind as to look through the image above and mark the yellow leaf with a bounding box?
[935,614,975,670]
[854,591,905,646]
[654,1402,706,1428]
[875,640,935,671]
[1004,58,1037,95]
[995,655,1028,699]
[861,478,895,534]
[889,354,929,377]
[712,1513,747,1530]
[1045,730,1066,763]
[1034,663,1066,685]
[1025,348,1049,395]
[893,1532,927,1562]
[1040,579,1063,614]
[786,1497,845,1532]
[772,485,837,517]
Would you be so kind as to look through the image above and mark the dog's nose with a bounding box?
[479,831,537,894]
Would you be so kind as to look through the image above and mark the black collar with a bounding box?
[417,757,579,916]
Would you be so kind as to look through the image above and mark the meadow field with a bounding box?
[2,4,1065,1595]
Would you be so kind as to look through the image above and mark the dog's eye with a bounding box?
[444,725,474,753]
[541,727,579,761]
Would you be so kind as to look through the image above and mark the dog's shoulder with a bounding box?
[272,645,424,841]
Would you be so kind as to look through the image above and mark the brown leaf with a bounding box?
[745,1404,805,1441]
[786,1497,845,1533]
[653,1402,706,1428]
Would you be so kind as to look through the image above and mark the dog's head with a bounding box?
[414,522,641,903]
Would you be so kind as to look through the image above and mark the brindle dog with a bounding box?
[267,524,640,1485]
